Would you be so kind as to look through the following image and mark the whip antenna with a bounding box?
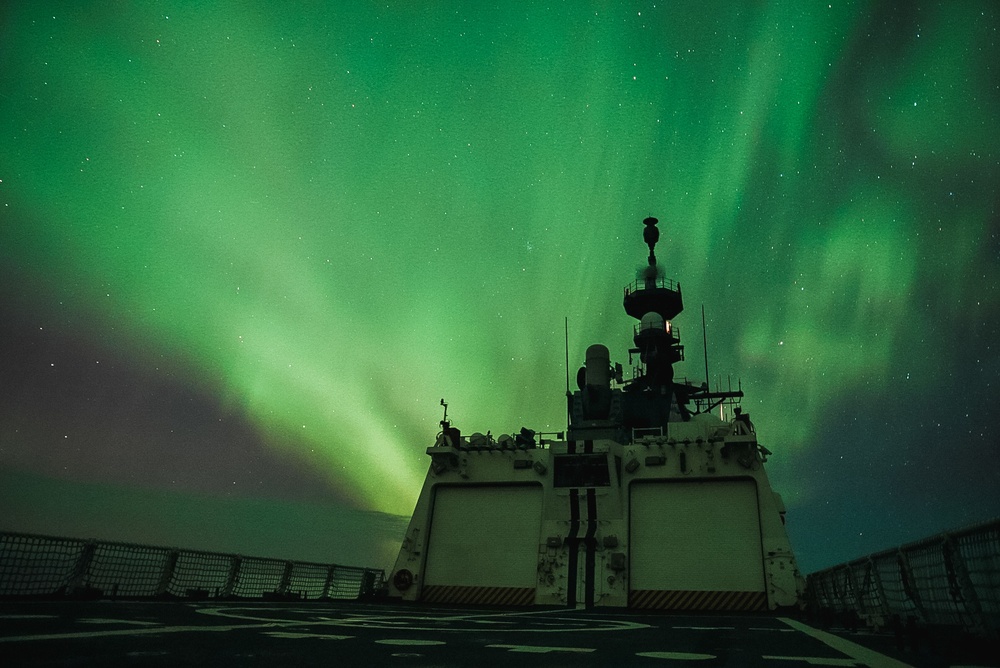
[565,316,571,427]
[702,305,710,388]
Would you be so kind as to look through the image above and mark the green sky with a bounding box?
[1,1,997,571]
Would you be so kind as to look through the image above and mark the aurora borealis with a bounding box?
[1,1,997,572]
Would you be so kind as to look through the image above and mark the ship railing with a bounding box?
[632,427,665,441]
[623,276,680,297]
[633,321,680,337]
[806,517,1000,638]
[0,531,385,601]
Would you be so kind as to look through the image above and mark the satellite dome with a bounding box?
[639,311,665,332]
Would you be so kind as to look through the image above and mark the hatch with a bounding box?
[421,484,542,606]
[628,479,766,610]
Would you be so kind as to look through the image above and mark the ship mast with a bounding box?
[619,217,686,428]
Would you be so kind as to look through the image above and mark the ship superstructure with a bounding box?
[389,217,804,610]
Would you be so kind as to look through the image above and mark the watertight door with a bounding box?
[422,484,542,606]
[629,479,766,610]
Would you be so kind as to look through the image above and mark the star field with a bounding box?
[1,1,998,571]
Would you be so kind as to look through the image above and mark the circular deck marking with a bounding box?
[198,606,649,634]
[636,651,716,660]
[487,644,594,654]
[263,631,352,640]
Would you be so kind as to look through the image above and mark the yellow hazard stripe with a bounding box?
[421,585,536,606]
[629,589,767,611]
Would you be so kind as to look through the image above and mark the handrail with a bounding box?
[623,277,680,296]
[806,518,1000,637]
[0,531,385,601]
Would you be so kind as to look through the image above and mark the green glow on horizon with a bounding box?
[2,1,996,517]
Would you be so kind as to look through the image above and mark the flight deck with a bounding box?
[5,600,991,667]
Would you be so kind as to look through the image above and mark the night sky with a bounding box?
[1,2,997,573]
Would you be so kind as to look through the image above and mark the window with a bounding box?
[553,454,611,488]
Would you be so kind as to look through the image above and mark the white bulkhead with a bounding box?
[389,218,805,610]
[389,412,804,610]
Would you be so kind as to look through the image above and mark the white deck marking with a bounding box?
[779,617,914,668]
[487,644,594,654]
[0,622,288,643]
[763,656,860,666]
[263,632,352,640]
[79,618,160,626]
[0,606,640,643]
[636,651,716,660]
[376,639,446,646]
[197,605,649,633]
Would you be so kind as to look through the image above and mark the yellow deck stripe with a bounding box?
[629,590,767,611]
[422,585,535,606]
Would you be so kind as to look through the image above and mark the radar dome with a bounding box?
[639,311,665,332]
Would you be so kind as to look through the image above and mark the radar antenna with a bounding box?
[642,216,660,266]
